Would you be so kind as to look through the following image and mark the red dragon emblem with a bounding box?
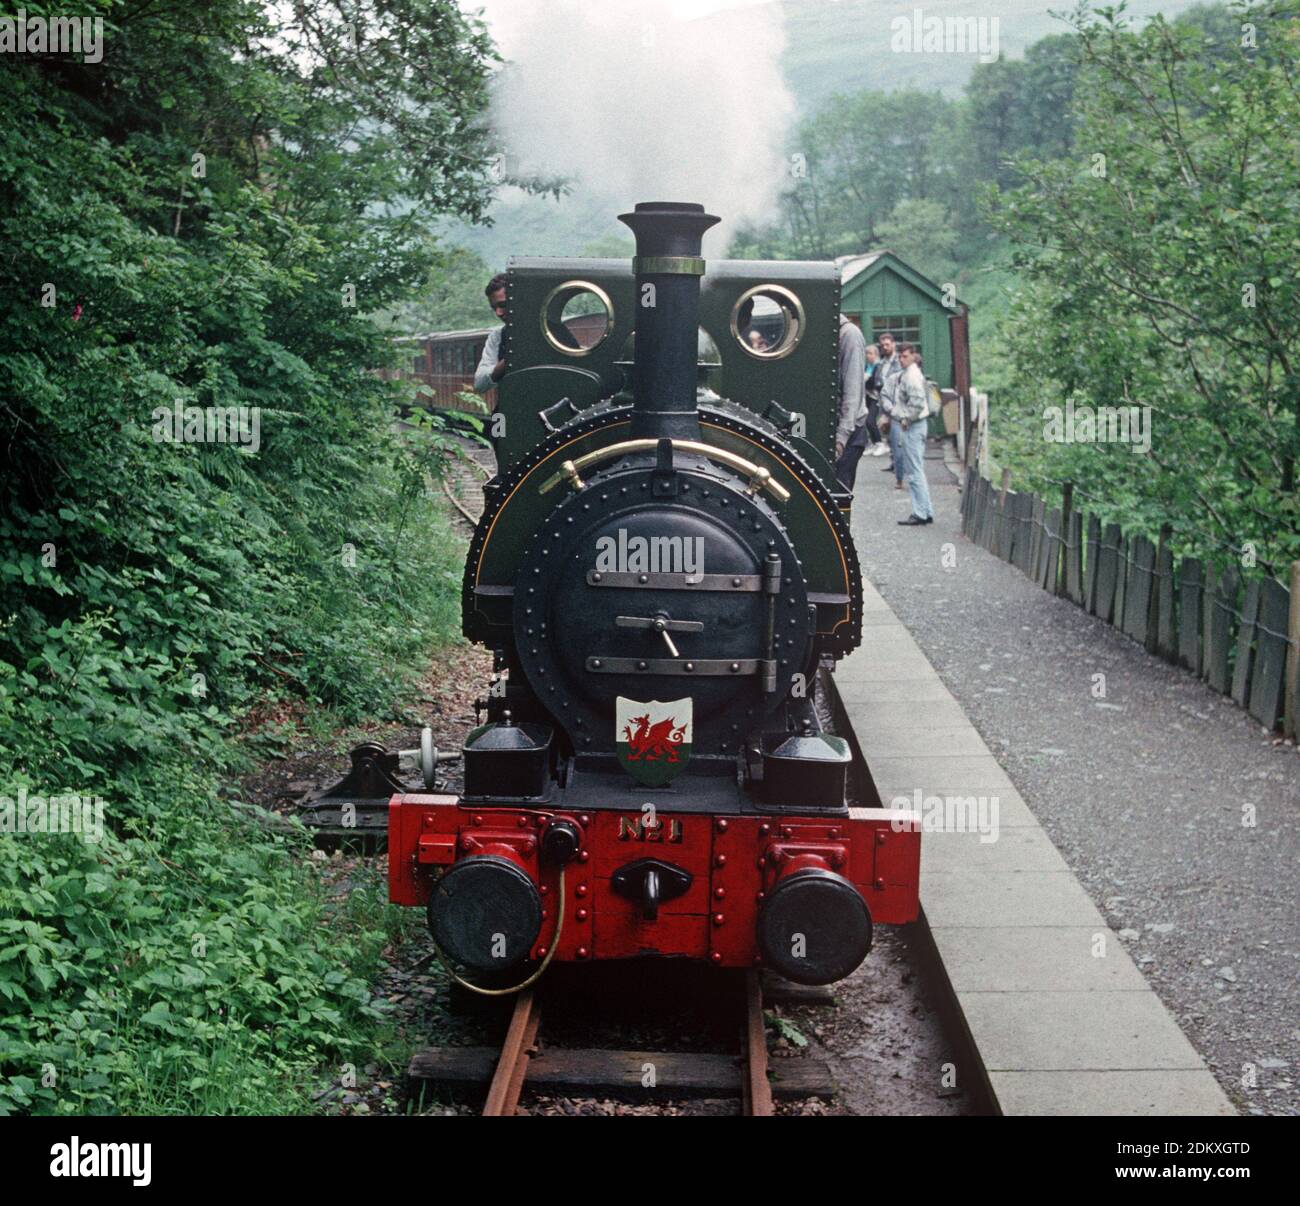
[616,697,693,785]
[622,714,688,762]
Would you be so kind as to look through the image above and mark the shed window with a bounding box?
[871,314,922,358]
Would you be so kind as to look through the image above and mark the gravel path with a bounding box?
[851,439,1299,1116]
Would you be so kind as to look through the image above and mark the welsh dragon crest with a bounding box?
[615,697,692,786]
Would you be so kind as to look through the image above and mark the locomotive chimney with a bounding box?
[618,201,720,442]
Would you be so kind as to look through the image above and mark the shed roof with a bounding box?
[835,250,964,309]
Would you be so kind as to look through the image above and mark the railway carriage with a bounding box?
[388,202,921,988]
[383,328,496,414]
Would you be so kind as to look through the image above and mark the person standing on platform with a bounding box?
[833,314,869,491]
[863,341,886,455]
[875,331,905,489]
[894,343,934,526]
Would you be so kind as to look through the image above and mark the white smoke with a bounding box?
[472,0,794,250]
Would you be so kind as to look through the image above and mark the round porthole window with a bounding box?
[541,281,614,355]
[730,285,805,360]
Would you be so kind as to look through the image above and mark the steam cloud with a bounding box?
[476,0,794,249]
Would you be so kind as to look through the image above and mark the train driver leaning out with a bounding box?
[473,272,509,395]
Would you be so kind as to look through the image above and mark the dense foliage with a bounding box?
[727,33,1094,381]
[988,1,1300,570]
[730,32,1084,275]
[0,0,496,1112]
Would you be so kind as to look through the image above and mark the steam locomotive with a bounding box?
[388,202,920,987]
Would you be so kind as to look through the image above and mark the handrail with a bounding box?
[537,438,791,503]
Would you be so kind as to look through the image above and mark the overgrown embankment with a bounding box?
[0,0,497,1114]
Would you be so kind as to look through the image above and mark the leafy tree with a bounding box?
[764,89,963,258]
[961,34,1082,193]
[986,1,1300,570]
[875,198,959,285]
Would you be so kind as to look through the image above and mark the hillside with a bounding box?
[780,0,1204,110]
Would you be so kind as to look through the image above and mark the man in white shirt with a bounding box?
[473,273,509,395]
[894,343,934,525]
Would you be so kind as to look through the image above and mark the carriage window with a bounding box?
[541,281,613,355]
[871,314,922,359]
[731,285,804,360]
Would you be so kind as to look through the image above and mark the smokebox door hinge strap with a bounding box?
[588,570,761,591]
[586,657,761,676]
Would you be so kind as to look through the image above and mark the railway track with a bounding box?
[410,969,826,1116]
[441,438,493,529]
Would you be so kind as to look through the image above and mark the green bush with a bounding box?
[0,0,494,1113]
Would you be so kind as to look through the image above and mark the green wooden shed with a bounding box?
[836,251,966,390]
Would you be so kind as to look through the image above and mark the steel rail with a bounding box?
[482,988,541,1117]
[743,970,775,1117]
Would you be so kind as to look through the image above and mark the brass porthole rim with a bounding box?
[730,284,806,361]
[540,279,615,357]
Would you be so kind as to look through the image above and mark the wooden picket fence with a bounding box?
[960,466,1300,736]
